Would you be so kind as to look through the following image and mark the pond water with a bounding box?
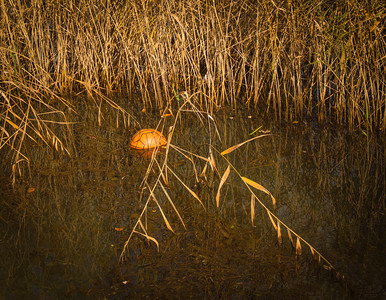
[0,102,384,299]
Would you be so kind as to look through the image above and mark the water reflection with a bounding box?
[0,106,384,298]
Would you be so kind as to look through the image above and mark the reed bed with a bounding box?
[1,0,385,178]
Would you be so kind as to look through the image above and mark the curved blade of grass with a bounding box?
[266,209,277,231]
[287,228,295,248]
[221,134,271,155]
[242,176,270,194]
[296,237,302,256]
[310,246,319,261]
[251,194,255,226]
[277,221,282,245]
[133,230,159,252]
[216,164,230,208]
[241,176,276,209]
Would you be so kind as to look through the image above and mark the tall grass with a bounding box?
[1,0,385,178]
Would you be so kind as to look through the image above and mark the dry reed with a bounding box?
[1,0,384,179]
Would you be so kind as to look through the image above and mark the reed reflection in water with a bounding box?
[0,107,384,298]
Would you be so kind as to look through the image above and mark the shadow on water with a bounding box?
[0,101,384,299]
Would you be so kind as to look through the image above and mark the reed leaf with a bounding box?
[277,221,282,245]
[296,238,302,256]
[241,176,276,209]
[287,228,295,248]
[242,177,270,195]
[209,148,219,175]
[133,230,159,252]
[266,209,277,231]
[310,246,319,261]
[221,135,271,155]
[216,164,231,208]
[251,194,255,226]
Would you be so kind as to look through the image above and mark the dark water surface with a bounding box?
[0,104,384,299]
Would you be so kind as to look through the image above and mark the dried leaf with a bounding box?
[296,238,302,256]
[242,177,270,195]
[266,209,277,231]
[221,134,271,155]
[209,149,217,171]
[221,144,242,156]
[277,221,282,245]
[310,246,318,260]
[200,162,208,183]
[138,219,147,234]
[287,228,295,248]
[201,161,208,177]
[54,137,58,151]
[270,194,277,210]
[216,165,231,208]
[242,176,275,207]
[251,195,255,226]
[133,230,159,252]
